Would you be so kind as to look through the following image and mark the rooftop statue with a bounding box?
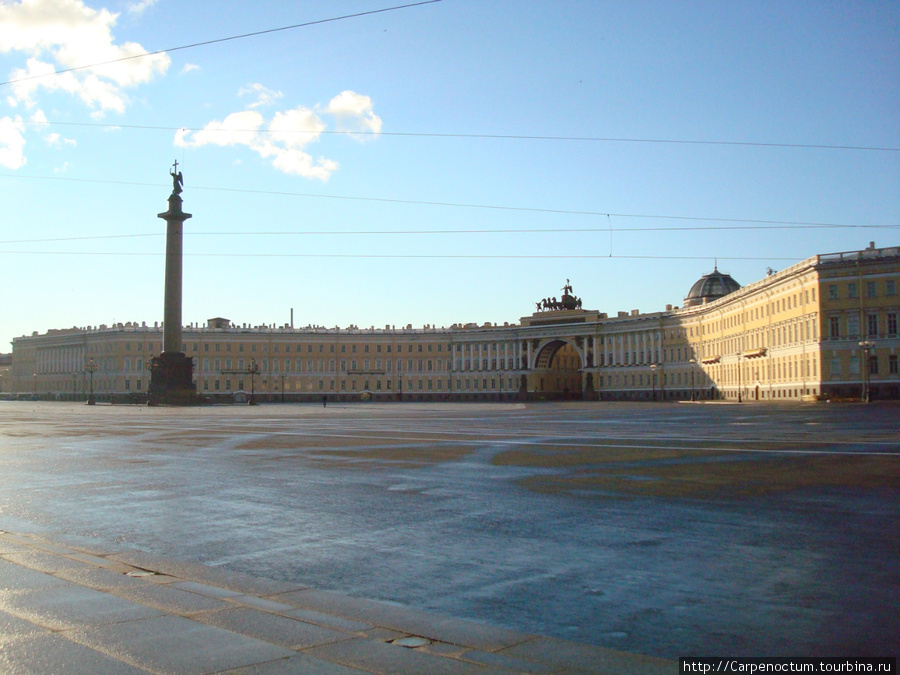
[537,280,582,312]
[170,159,183,195]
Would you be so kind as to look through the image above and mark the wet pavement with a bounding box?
[0,401,898,662]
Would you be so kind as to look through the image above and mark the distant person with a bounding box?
[322,395,327,408]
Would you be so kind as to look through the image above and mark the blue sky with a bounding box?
[1,0,898,349]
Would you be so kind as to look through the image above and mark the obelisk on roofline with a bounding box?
[149,161,195,404]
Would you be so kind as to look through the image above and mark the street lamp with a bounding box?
[247,359,259,405]
[689,358,696,402]
[650,363,657,402]
[736,352,743,403]
[85,359,98,405]
[859,340,874,403]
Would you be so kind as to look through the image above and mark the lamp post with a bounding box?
[736,352,743,403]
[73,372,77,402]
[859,340,873,403]
[85,359,98,405]
[145,356,155,405]
[689,358,696,402]
[32,373,37,400]
[247,359,259,405]
[650,363,657,402]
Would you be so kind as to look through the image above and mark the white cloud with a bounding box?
[0,0,170,115]
[180,63,199,75]
[127,0,158,15]
[44,131,76,146]
[178,89,381,180]
[0,116,27,169]
[239,83,283,109]
[30,109,49,126]
[179,110,265,148]
[324,90,382,137]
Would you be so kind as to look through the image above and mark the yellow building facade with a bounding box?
[9,244,900,403]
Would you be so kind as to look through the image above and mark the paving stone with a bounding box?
[110,551,307,595]
[227,594,297,613]
[0,532,73,554]
[66,552,120,567]
[285,607,374,632]
[54,566,149,591]
[108,580,231,615]
[306,637,494,675]
[0,540,31,554]
[67,614,296,675]
[460,648,555,674]
[0,584,164,630]
[0,632,153,674]
[2,551,94,574]
[420,641,470,658]
[196,606,354,649]
[223,653,371,674]
[362,627,408,642]
[0,559,73,591]
[0,607,51,643]
[276,589,533,652]
[172,579,244,599]
[501,636,679,675]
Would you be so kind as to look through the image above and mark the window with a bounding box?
[868,356,879,376]
[888,313,898,336]
[866,281,877,298]
[890,355,898,375]
[867,314,879,337]
[847,283,857,299]
[887,280,896,297]
[829,284,838,300]
[847,314,860,337]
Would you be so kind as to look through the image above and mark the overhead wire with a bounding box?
[0,173,896,239]
[0,250,806,261]
[0,1,443,88]
[15,120,900,152]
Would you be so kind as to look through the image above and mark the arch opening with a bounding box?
[531,339,584,400]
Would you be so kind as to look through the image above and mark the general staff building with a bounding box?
[7,243,900,404]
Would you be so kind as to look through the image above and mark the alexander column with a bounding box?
[148,161,196,404]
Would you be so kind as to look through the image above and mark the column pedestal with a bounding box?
[148,352,196,405]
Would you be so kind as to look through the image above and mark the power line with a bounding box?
[2,222,897,246]
[2,173,896,231]
[0,0,442,87]
[17,120,899,152]
[0,250,803,262]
